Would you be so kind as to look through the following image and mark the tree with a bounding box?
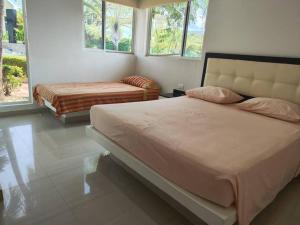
[0,0,4,100]
[15,10,25,43]
[84,0,103,48]
[150,0,209,56]
[105,3,133,51]
[83,0,132,51]
[150,2,186,55]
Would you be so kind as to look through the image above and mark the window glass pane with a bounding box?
[1,0,30,104]
[184,0,209,57]
[83,0,103,49]
[149,2,186,55]
[105,2,134,52]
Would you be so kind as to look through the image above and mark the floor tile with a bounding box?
[37,151,102,176]
[0,128,33,161]
[1,112,300,225]
[0,177,68,225]
[72,192,132,225]
[0,155,47,189]
[31,210,81,225]
[49,162,115,207]
[0,113,61,132]
[34,126,90,149]
[251,177,300,225]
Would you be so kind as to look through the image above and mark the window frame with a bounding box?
[0,0,33,107]
[83,0,135,54]
[146,0,208,59]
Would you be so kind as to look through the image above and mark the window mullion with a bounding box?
[146,9,153,56]
[181,0,191,57]
[102,0,106,49]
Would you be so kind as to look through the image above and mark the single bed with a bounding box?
[33,76,160,117]
[86,53,300,225]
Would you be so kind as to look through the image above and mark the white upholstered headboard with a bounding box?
[201,53,300,105]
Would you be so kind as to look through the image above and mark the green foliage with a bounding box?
[105,38,131,52]
[2,65,25,96]
[83,0,133,52]
[15,10,25,43]
[1,10,25,43]
[150,0,209,57]
[150,2,186,55]
[3,31,9,41]
[189,0,209,23]
[184,0,208,57]
[150,28,183,55]
[84,24,103,48]
[185,33,203,57]
[151,3,186,27]
[3,55,27,77]
[84,0,103,49]
[118,39,131,52]
[105,2,133,52]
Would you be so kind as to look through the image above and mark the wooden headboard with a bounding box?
[201,53,300,104]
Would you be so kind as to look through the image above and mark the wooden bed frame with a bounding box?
[86,53,300,225]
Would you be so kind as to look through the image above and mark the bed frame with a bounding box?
[201,53,300,104]
[86,126,237,225]
[86,53,300,225]
[43,98,90,123]
[201,52,300,87]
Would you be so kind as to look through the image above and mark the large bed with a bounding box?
[86,53,300,225]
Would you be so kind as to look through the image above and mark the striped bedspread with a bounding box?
[33,82,160,116]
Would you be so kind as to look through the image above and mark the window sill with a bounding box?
[145,54,201,61]
[105,50,134,55]
[83,48,134,55]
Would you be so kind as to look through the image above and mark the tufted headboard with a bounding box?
[201,53,300,105]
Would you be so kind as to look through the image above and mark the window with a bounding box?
[148,0,209,58]
[184,0,209,57]
[149,2,186,55]
[1,0,30,105]
[83,0,134,53]
[106,3,134,52]
[83,0,103,49]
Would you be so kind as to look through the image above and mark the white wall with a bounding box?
[26,0,136,87]
[203,0,300,57]
[17,0,300,99]
[135,0,300,92]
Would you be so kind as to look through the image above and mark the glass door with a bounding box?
[1,0,30,105]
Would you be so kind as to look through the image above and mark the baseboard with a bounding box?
[0,107,47,117]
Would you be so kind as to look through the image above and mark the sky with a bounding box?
[8,0,23,9]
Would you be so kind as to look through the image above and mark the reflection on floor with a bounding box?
[0,112,299,225]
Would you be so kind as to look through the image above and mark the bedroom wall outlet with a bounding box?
[177,83,184,91]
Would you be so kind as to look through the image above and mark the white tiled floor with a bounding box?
[0,112,299,225]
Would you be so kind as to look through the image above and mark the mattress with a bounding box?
[33,82,159,116]
[90,96,300,225]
